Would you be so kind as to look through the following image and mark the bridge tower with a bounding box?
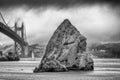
[14,21,28,57]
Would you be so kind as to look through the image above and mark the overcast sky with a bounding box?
[0,0,120,46]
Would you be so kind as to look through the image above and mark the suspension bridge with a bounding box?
[0,12,28,57]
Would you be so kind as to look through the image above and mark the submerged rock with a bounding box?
[34,19,94,72]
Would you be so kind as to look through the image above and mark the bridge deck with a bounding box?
[0,22,27,46]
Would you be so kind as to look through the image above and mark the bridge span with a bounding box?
[0,22,28,57]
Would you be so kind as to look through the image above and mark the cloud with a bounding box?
[0,1,120,45]
[0,0,120,8]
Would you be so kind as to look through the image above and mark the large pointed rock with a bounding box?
[34,19,94,72]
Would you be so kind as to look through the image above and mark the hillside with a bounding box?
[0,44,45,58]
[28,44,45,58]
[89,42,120,58]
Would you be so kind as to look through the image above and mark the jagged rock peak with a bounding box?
[55,19,80,36]
[62,19,71,24]
[57,19,72,29]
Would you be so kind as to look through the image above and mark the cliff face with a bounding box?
[34,19,94,72]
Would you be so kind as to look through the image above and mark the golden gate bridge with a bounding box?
[0,12,28,57]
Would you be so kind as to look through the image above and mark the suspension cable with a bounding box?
[0,11,8,26]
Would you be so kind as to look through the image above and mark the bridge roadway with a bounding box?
[0,22,27,46]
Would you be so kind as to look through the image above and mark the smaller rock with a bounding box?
[66,52,94,71]
[0,52,20,61]
[78,52,94,70]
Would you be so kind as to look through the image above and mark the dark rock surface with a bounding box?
[34,19,94,72]
[0,52,20,61]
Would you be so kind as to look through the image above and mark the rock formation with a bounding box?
[34,19,94,72]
